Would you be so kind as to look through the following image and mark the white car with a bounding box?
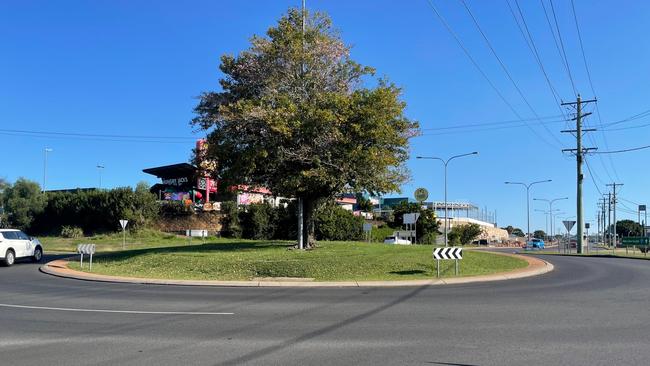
[384,236,412,245]
[0,229,44,266]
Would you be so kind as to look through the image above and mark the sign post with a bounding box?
[432,247,463,277]
[77,244,96,271]
[363,223,372,242]
[119,219,128,249]
[562,220,576,254]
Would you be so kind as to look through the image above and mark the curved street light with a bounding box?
[505,179,552,241]
[417,151,478,247]
[533,197,568,244]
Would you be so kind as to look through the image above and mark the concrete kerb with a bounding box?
[40,252,553,288]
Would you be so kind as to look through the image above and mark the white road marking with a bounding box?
[0,303,233,315]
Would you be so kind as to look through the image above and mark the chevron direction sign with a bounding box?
[433,247,463,260]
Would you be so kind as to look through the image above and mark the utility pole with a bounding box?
[607,192,612,247]
[607,183,623,249]
[562,95,597,254]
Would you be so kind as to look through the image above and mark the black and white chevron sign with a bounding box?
[433,247,462,260]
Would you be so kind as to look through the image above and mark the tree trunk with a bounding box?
[301,197,317,249]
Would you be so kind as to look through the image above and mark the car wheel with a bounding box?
[2,249,15,267]
[32,247,43,263]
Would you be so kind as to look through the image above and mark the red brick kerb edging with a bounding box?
[40,252,553,288]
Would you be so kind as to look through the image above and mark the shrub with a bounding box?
[449,223,483,246]
[220,201,242,238]
[314,202,364,241]
[240,202,277,240]
[60,226,84,238]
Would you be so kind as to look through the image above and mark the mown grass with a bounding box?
[40,229,213,253]
[66,239,528,281]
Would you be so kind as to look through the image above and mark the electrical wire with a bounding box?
[592,145,650,154]
[505,0,571,130]
[548,0,578,96]
[584,157,603,195]
[569,0,620,182]
[423,0,558,148]
[0,128,198,141]
[420,115,565,131]
[458,0,565,148]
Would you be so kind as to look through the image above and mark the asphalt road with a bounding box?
[1,253,649,366]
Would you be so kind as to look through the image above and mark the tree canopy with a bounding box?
[192,8,418,246]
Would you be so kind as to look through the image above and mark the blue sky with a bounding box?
[1,0,649,231]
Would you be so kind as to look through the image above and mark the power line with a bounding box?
[418,119,568,137]
[505,0,570,129]
[420,115,565,131]
[548,0,578,96]
[423,0,558,148]
[592,144,650,154]
[584,157,603,195]
[0,128,198,141]
[0,132,195,144]
[569,0,620,182]
[459,0,565,148]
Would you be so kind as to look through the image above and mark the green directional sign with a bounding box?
[621,237,650,247]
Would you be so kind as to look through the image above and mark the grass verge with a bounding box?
[65,239,528,281]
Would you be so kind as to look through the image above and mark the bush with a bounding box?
[28,183,159,235]
[448,223,483,246]
[240,202,277,240]
[220,201,242,238]
[60,226,84,238]
[314,202,364,241]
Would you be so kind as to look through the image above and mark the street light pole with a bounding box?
[505,180,552,242]
[533,197,568,246]
[96,165,105,189]
[43,147,53,192]
[417,151,478,247]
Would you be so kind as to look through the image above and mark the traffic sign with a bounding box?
[621,237,650,247]
[414,188,428,202]
[433,247,462,260]
[562,220,576,232]
[403,213,420,224]
[119,219,128,230]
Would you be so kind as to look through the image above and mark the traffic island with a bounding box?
[39,242,553,287]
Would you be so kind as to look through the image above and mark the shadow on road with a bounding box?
[215,285,430,366]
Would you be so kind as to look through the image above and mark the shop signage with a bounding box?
[162,176,189,186]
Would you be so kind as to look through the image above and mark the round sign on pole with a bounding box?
[414,188,428,202]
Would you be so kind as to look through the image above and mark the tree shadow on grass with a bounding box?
[389,269,427,275]
[93,241,294,262]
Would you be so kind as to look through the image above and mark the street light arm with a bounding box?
[448,151,479,164]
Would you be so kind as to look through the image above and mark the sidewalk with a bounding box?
[40,252,553,287]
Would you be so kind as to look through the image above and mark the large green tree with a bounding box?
[615,220,643,237]
[1,178,46,230]
[192,9,417,247]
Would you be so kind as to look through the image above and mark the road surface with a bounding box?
[0,253,648,365]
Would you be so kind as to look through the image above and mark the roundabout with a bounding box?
[1,251,649,365]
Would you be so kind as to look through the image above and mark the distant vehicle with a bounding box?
[526,238,545,249]
[384,236,412,245]
[0,229,43,267]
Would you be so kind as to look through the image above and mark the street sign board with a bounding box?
[433,247,462,260]
[639,205,647,211]
[119,219,128,230]
[403,213,420,225]
[414,188,428,202]
[562,220,576,232]
[621,237,650,247]
[585,223,590,229]
[77,244,96,254]
[363,223,372,232]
